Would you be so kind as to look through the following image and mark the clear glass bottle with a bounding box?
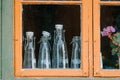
[38,31,51,68]
[23,31,36,69]
[71,36,80,69]
[52,24,69,68]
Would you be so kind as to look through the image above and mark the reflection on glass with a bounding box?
[101,6,120,69]
[22,5,81,69]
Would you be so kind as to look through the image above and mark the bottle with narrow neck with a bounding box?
[71,36,80,69]
[38,31,51,68]
[52,24,69,68]
[23,31,36,69]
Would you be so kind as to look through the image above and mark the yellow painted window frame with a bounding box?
[14,0,90,77]
[93,0,120,77]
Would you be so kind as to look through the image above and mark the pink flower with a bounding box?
[110,26,115,32]
[101,26,115,37]
[101,30,109,36]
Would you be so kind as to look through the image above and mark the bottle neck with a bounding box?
[40,36,49,43]
[25,37,35,49]
[71,36,80,44]
[26,37,33,43]
[73,41,80,44]
[56,29,64,39]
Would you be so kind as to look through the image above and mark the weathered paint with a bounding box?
[1,0,120,80]
[1,0,14,79]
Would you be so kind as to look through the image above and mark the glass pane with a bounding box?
[22,5,81,69]
[101,6,120,69]
[101,0,120,1]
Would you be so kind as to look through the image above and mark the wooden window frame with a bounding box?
[93,0,120,77]
[14,0,89,77]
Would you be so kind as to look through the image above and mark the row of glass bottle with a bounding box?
[23,24,81,69]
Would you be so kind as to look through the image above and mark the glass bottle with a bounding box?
[52,24,69,68]
[38,31,51,68]
[23,31,36,69]
[71,36,80,69]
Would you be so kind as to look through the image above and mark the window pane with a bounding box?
[22,5,81,69]
[101,6,120,69]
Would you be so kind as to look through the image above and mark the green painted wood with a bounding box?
[1,0,120,80]
[1,0,14,79]
[0,0,1,79]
